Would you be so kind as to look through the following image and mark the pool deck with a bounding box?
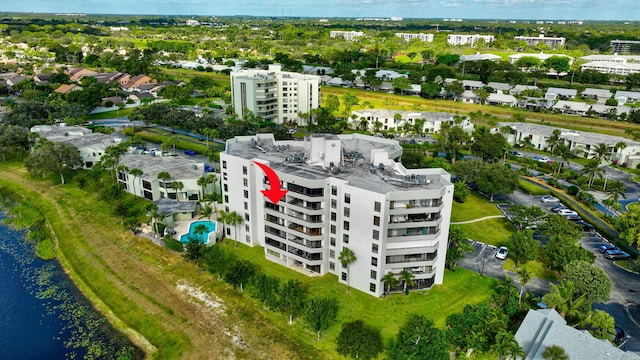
[173,216,219,243]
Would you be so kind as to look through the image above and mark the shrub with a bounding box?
[567,186,579,195]
[164,235,184,252]
[630,258,640,273]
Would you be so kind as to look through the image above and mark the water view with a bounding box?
[0,215,143,359]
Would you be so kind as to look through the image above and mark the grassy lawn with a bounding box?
[88,107,136,120]
[503,259,559,281]
[518,179,552,196]
[451,191,502,222]
[455,218,517,247]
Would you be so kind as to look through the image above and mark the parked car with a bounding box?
[573,220,594,231]
[287,129,297,134]
[565,215,583,221]
[510,150,524,157]
[496,246,508,260]
[599,245,618,254]
[538,156,550,162]
[184,150,196,156]
[557,209,578,216]
[541,195,560,203]
[551,205,568,212]
[604,249,631,260]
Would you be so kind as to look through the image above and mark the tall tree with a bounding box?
[542,345,569,360]
[592,143,612,164]
[398,269,415,295]
[476,163,519,202]
[490,331,524,360]
[389,315,449,360]
[339,247,357,293]
[336,320,383,360]
[304,297,339,340]
[25,139,83,185]
[446,227,472,270]
[278,280,308,325]
[506,230,539,267]
[381,272,398,295]
[564,260,612,305]
[616,204,640,248]
[128,168,143,196]
[517,266,532,304]
[225,260,256,292]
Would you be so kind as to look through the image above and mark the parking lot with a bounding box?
[458,189,640,353]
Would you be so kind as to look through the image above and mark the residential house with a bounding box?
[30,124,122,169]
[33,73,51,85]
[219,133,454,297]
[517,97,553,110]
[511,85,540,95]
[122,74,157,90]
[590,104,631,118]
[462,80,485,90]
[5,75,28,87]
[552,100,590,115]
[581,88,612,101]
[580,54,640,63]
[65,67,97,81]
[615,90,640,104]
[486,82,513,92]
[497,121,640,165]
[461,90,479,104]
[101,96,124,106]
[515,309,640,360]
[54,84,83,94]
[459,53,501,62]
[118,154,207,202]
[86,71,129,84]
[487,93,517,107]
[580,61,640,76]
[545,87,577,100]
[351,110,473,134]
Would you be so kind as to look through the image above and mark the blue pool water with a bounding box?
[180,220,217,243]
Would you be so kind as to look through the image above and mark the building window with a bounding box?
[224,195,229,203]
[371,257,378,266]
[330,249,335,259]
[245,224,250,231]
[369,283,376,292]
[331,225,336,234]
[224,184,228,192]
[342,272,347,281]
[331,186,337,196]
[373,216,380,226]
[331,237,336,246]
[245,213,250,221]
[244,202,248,210]
[372,229,379,240]
[246,235,251,243]
[331,212,337,221]
[374,201,381,212]
[372,244,378,254]
[243,178,248,186]
[331,199,337,209]
[330,262,335,271]
[343,234,349,244]
[222,161,227,169]
[243,166,247,175]
[345,194,351,204]
[370,270,377,279]
[343,221,350,230]
[344,207,350,217]
[226,228,231,235]
[244,190,249,198]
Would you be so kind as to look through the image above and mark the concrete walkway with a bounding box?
[451,214,505,225]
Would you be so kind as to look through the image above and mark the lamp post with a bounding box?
[604,174,610,192]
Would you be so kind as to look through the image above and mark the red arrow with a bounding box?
[253,161,288,204]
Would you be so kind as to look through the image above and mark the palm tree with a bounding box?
[381,272,398,295]
[172,181,184,201]
[546,129,562,153]
[517,266,532,305]
[128,168,143,196]
[580,160,605,188]
[197,176,209,201]
[199,204,214,221]
[519,136,535,152]
[490,331,525,360]
[218,210,229,239]
[193,223,208,243]
[338,247,357,293]
[398,269,415,295]
[592,143,612,164]
[203,127,219,150]
[543,281,588,324]
[542,345,569,360]
[604,180,626,211]
[157,171,171,192]
[614,141,628,163]
[226,211,243,246]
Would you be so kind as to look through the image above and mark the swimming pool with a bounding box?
[180,220,217,244]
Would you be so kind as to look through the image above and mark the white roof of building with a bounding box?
[461,90,477,99]
[581,61,640,71]
[590,103,631,115]
[581,88,612,98]
[498,122,640,147]
[488,93,517,103]
[486,82,513,91]
[352,110,469,123]
[511,85,539,94]
[547,87,578,97]
[462,80,485,88]
[120,154,205,181]
[552,100,590,112]
[580,54,640,63]
[516,309,640,360]
[459,53,501,62]
[615,90,640,100]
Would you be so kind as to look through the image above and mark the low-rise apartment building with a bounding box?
[351,110,473,134]
[580,61,640,76]
[219,133,454,297]
[447,34,495,46]
[514,34,566,48]
[610,39,640,54]
[329,31,365,41]
[394,33,434,42]
[497,122,640,166]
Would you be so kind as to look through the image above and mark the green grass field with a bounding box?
[88,107,135,120]
[455,218,517,246]
[451,192,503,222]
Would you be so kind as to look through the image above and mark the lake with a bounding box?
[0,214,143,359]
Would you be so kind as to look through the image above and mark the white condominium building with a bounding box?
[514,34,566,48]
[580,61,640,76]
[330,31,365,41]
[447,34,495,46]
[394,33,434,42]
[219,133,454,297]
[230,64,320,125]
[351,110,474,134]
[610,40,640,54]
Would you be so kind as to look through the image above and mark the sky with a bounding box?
[0,0,638,21]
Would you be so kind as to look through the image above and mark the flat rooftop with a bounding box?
[499,122,640,147]
[226,134,451,194]
[120,154,205,181]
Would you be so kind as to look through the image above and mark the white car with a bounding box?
[537,157,550,163]
[496,246,508,260]
[287,129,297,134]
[557,209,578,216]
[540,195,560,203]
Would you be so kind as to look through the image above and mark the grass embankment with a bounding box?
[455,219,517,247]
[451,191,502,222]
[0,161,498,359]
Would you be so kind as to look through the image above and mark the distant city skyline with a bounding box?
[0,0,638,21]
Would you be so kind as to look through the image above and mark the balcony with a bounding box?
[265,237,286,251]
[287,210,323,224]
[265,226,287,240]
[287,245,322,261]
[288,222,323,238]
[287,196,324,214]
[289,236,322,249]
[389,213,441,225]
[386,252,437,265]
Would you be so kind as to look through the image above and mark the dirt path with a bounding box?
[451,215,505,225]
[0,165,309,359]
